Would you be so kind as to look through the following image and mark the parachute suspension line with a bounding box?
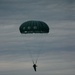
[20,35,33,64]
[35,48,41,64]
[28,45,41,64]
[21,34,34,64]
[35,35,45,64]
[28,48,35,64]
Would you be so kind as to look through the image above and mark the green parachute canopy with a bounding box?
[19,20,49,34]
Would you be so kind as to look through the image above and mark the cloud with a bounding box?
[0,51,75,75]
[0,0,75,75]
[0,0,75,22]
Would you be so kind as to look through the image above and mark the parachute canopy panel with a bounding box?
[19,20,49,34]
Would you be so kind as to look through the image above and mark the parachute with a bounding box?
[19,20,49,34]
[19,20,49,64]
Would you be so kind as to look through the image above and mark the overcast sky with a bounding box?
[0,0,75,75]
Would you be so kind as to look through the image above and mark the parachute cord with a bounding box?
[35,48,42,64]
[28,48,41,64]
[28,49,35,64]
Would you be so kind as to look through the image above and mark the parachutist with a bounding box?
[33,64,37,72]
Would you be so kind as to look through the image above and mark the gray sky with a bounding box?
[0,0,75,75]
